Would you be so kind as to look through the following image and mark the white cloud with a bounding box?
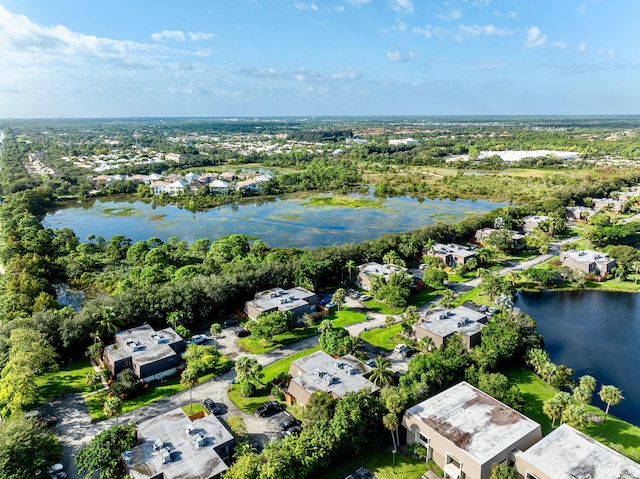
[459,24,512,36]
[395,20,408,31]
[151,30,215,42]
[386,50,417,62]
[598,48,615,59]
[506,11,518,19]
[293,2,319,11]
[551,41,568,50]
[436,9,463,20]
[525,26,546,48]
[188,32,215,41]
[412,24,446,39]
[151,30,186,42]
[578,41,587,52]
[389,0,414,14]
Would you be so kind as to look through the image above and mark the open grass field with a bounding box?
[360,323,404,351]
[34,358,96,405]
[312,448,427,479]
[238,323,320,354]
[504,364,640,461]
[331,307,368,328]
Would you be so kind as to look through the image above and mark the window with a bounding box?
[444,454,462,479]
[525,474,539,479]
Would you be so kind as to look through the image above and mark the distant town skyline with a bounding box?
[1,0,637,118]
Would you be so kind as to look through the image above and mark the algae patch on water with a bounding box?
[149,214,168,221]
[303,197,382,209]
[102,207,138,217]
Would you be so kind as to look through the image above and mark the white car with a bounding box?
[188,334,207,344]
[394,343,408,352]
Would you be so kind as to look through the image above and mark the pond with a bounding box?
[43,193,505,248]
[517,290,640,426]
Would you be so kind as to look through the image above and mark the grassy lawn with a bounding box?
[313,448,427,479]
[583,278,640,292]
[504,364,640,460]
[408,288,441,307]
[34,358,96,405]
[86,355,232,421]
[454,287,493,307]
[238,324,320,354]
[362,299,403,315]
[360,323,404,351]
[332,308,368,328]
[228,346,321,414]
[182,403,206,416]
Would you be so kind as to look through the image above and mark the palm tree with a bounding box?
[235,356,263,387]
[318,319,334,335]
[572,385,592,407]
[436,289,456,312]
[383,412,399,451]
[417,336,435,353]
[332,288,346,311]
[180,367,200,414]
[103,396,123,424]
[210,323,222,338]
[525,348,550,376]
[345,260,357,283]
[632,261,640,285]
[542,396,563,429]
[383,250,400,266]
[96,306,125,341]
[579,375,597,394]
[369,356,394,387]
[403,305,420,324]
[562,403,588,429]
[599,385,624,423]
[340,336,362,356]
[86,370,103,394]
[384,315,395,344]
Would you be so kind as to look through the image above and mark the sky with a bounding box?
[0,0,638,118]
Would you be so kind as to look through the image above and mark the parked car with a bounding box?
[188,334,207,344]
[352,291,362,298]
[255,400,283,417]
[49,472,67,479]
[203,398,221,415]
[360,294,372,301]
[419,263,427,270]
[36,415,58,428]
[222,318,239,328]
[284,425,302,436]
[278,417,300,431]
[365,358,376,368]
[398,345,416,358]
[326,302,337,309]
[394,343,408,352]
[235,329,251,338]
[47,464,64,476]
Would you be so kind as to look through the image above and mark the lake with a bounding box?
[517,290,640,426]
[42,193,504,248]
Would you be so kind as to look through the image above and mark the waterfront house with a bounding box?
[513,424,640,479]
[402,382,542,479]
[559,249,616,276]
[415,305,488,350]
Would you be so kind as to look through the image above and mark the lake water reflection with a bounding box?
[517,290,640,426]
[43,193,504,248]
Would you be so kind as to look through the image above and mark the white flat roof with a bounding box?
[405,382,540,464]
[417,306,487,338]
[562,249,613,264]
[289,350,378,399]
[123,408,234,479]
[517,424,640,478]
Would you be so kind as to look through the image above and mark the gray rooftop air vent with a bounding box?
[153,438,164,451]
[161,447,172,464]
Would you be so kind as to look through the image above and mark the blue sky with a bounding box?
[0,0,637,117]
